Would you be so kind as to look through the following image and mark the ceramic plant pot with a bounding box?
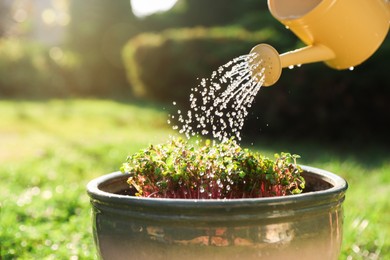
[87,165,347,260]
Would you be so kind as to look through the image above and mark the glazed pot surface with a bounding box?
[87,165,347,260]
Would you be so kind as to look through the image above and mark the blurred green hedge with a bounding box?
[123,26,390,142]
[122,26,289,104]
[0,38,85,98]
[0,37,132,99]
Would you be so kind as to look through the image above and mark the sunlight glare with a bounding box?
[131,0,178,18]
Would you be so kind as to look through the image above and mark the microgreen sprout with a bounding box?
[121,137,305,199]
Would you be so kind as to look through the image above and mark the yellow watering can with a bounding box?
[250,0,390,86]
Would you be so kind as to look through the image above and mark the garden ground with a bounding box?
[0,99,388,259]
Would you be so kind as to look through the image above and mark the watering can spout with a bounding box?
[279,45,335,69]
[250,0,390,86]
[249,44,335,86]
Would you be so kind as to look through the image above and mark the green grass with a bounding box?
[0,99,389,259]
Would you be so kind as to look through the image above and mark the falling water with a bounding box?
[169,53,265,142]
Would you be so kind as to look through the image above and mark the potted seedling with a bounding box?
[87,137,347,260]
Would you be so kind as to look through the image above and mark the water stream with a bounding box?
[169,53,265,142]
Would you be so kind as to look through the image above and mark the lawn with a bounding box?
[0,99,389,259]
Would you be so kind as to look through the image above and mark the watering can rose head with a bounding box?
[120,137,305,199]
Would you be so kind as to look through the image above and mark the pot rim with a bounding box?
[87,165,348,206]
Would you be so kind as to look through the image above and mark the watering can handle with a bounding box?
[250,0,390,86]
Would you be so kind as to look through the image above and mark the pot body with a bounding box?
[87,165,347,260]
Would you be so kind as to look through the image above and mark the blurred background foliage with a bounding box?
[0,0,389,142]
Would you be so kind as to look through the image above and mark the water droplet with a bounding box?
[131,224,143,232]
[288,65,294,69]
[349,66,354,71]
[168,53,264,142]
